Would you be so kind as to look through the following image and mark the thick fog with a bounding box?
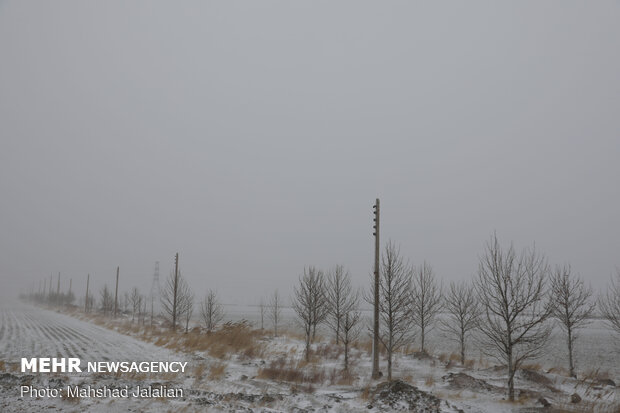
[1,1,619,304]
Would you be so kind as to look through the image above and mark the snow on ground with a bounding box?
[0,301,182,362]
[224,304,620,379]
[1,301,619,412]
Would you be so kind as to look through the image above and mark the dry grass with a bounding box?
[425,375,436,387]
[1,361,20,372]
[257,357,328,384]
[74,313,268,362]
[360,384,372,401]
[583,368,611,382]
[548,366,570,376]
[146,320,267,360]
[314,343,343,360]
[193,363,207,380]
[208,362,226,380]
[351,338,373,356]
[335,369,356,386]
[521,362,542,372]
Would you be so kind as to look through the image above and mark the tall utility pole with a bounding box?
[172,253,179,330]
[149,261,161,320]
[68,278,72,307]
[85,274,90,313]
[114,266,120,318]
[56,272,61,297]
[372,198,380,379]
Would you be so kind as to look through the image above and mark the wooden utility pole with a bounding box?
[172,253,179,330]
[114,266,119,318]
[85,274,90,313]
[372,198,381,379]
[56,272,60,296]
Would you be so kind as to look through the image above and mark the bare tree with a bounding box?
[441,280,480,365]
[599,269,620,336]
[373,241,413,381]
[161,269,182,330]
[85,292,94,313]
[550,264,595,377]
[410,261,442,354]
[200,289,224,332]
[99,284,113,316]
[259,298,266,330]
[179,281,194,333]
[340,305,361,371]
[130,287,141,322]
[475,234,552,401]
[137,295,145,324]
[123,292,130,313]
[269,290,282,337]
[293,267,328,361]
[325,265,356,344]
[311,268,328,340]
[174,277,193,333]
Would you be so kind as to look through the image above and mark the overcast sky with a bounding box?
[1,1,619,305]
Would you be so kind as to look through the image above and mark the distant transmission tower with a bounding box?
[149,261,161,317]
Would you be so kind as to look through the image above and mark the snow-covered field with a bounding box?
[1,301,619,412]
[0,302,180,362]
[224,303,620,379]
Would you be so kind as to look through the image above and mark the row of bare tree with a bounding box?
[288,234,620,401]
[292,265,361,368]
[22,236,620,403]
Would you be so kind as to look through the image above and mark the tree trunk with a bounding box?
[421,325,425,353]
[460,332,465,365]
[567,328,575,378]
[387,349,392,381]
[336,317,340,345]
[305,331,311,362]
[344,341,349,370]
[507,347,515,401]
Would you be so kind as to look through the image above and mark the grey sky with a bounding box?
[1,1,618,304]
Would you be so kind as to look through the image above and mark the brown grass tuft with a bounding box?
[257,358,326,384]
[521,363,542,372]
[193,363,207,381]
[314,343,343,360]
[208,362,226,380]
[360,384,372,401]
